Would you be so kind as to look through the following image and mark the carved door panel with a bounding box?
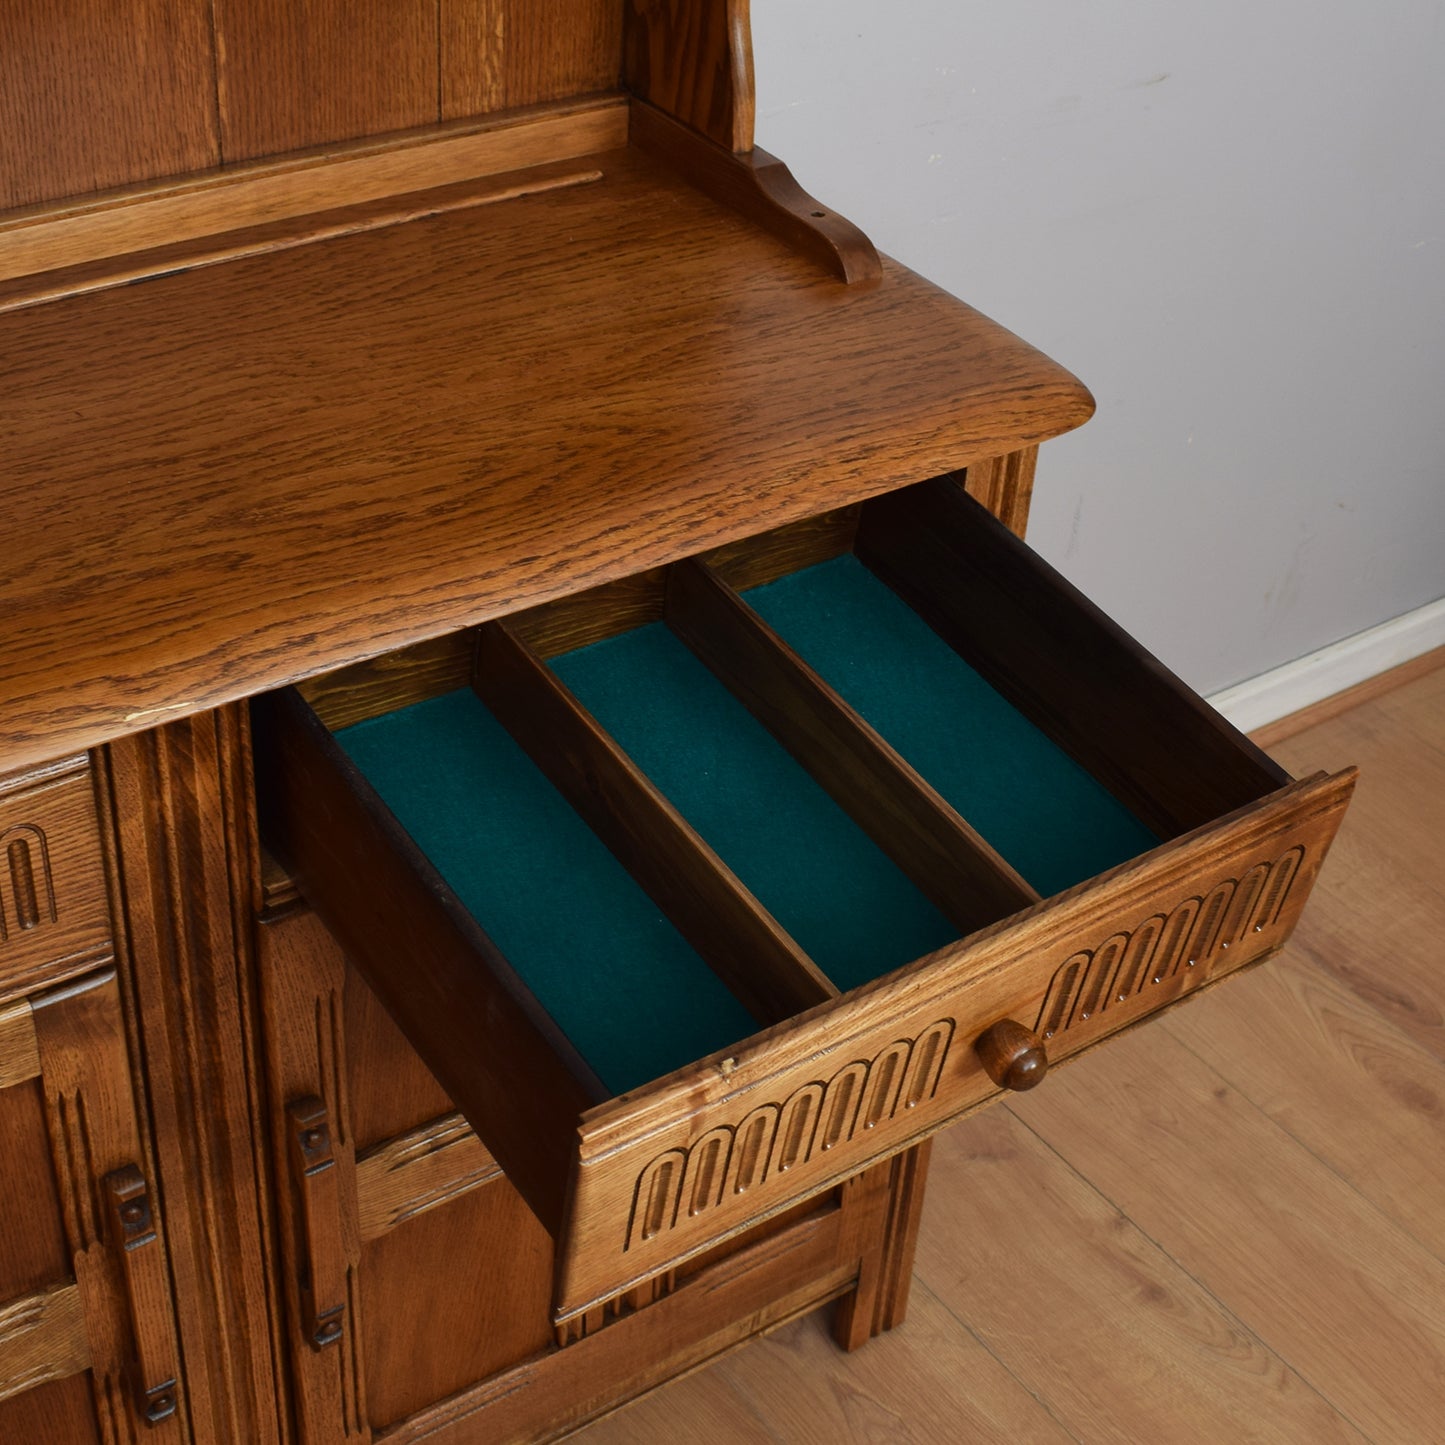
[255,905,556,1444]
[0,971,187,1443]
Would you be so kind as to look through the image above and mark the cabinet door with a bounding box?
[0,972,187,1442]
[256,906,557,1443]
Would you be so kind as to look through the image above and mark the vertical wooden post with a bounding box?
[103,709,286,1445]
[624,0,756,151]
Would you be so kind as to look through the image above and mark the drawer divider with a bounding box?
[855,479,1290,838]
[664,559,1040,935]
[472,623,837,1024]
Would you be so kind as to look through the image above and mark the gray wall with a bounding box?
[753,1,1445,694]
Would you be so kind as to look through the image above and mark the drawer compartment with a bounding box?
[255,477,1353,1324]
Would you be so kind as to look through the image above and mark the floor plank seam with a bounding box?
[1000,1103,1382,1445]
[1157,1016,1445,1277]
[1286,931,1445,1069]
[905,1274,1087,1445]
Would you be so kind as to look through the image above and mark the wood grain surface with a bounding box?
[355,1113,502,1244]
[666,558,1038,934]
[0,0,218,210]
[624,0,754,151]
[0,1371,103,1444]
[0,763,113,1003]
[0,148,1091,776]
[104,712,287,1445]
[0,98,628,287]
[0,1283,89,1407]
[213,0,439,162]
[574,661,1440,1445]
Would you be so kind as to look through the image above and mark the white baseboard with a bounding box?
[1207,596,1445,734]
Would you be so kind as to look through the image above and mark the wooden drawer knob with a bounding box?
[975,1019,1049,1091]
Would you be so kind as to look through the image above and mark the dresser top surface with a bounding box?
[0,146,1091,772]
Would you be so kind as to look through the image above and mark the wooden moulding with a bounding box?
[103,709,287,1444]
[663,558,1040,933]
[355,1113,503,1245]
[0,759,113,1006]
[0,163,607,318]
[856,479,1293,840]
[0,95,629,285]
[0,1283,91,1406]
[0,997,40,1090]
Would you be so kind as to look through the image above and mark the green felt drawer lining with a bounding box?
[334,553,1158,1097]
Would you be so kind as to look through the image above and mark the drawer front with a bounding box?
[557,770,1352,1318]
[0,760,112,1001]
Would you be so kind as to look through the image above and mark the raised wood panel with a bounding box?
[213,0,439,163]
[0,0,218,211]
[0,1371,103,1445]
[0,1081,71,1303]
[382,1208,857,1445]
[359,1184,555,1431]
[443,0,624,118]
[0,761,113,1003]
[343,963,454,1154]
[25,970,187,1439]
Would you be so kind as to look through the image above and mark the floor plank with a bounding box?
[920,1109,1367,1445]
[1268,672,1445,1058]
[1163,950,1445,1264]
[575,1360,780,1444]
[1012,1026,1445,1441]
[717,1280,1078,1445]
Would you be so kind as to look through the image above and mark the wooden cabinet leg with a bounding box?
[831,1139,933,1351]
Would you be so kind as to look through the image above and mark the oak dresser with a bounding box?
[0,4,1353,1441]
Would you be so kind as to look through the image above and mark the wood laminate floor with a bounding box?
[575,662,1445,1443]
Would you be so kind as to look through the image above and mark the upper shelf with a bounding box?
[0,143,1092,773]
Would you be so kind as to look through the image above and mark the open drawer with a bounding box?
[254,477,1354,1326]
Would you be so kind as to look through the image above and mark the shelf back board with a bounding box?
[0,0,628,214]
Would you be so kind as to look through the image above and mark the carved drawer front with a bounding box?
[255,475,1353,1327]
[0,758,112,1002]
